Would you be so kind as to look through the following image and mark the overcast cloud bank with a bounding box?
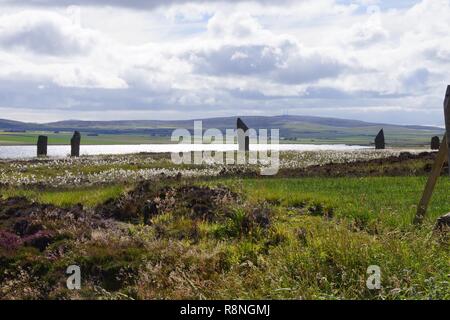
[0,0,448,125]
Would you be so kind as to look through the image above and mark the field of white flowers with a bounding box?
[0,150,425,187]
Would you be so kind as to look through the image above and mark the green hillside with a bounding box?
[0,115,444,146]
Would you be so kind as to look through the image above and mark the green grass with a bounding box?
[212,177,450,229]
[2,176,448,226]
[1,173,448,300]
[0,131,172,145]
[0,185,127,208]
[212,213,449,299]
[282,123,442,147]
[0,127,441,146]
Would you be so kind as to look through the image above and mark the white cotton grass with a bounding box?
[0,150,425,187]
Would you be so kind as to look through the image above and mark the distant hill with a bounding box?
[0,115,444,146]
[41,115,441,131]
[0,119,45,131]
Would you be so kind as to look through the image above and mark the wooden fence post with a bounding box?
[414,85,450,224]
[414,135,448,224]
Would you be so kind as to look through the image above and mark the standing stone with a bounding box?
[374,129,385,149]
[431,136,440,150]
[70,131,81,157]
[37,135,48,157]
[444,85,450,176]
[237,117,249,152]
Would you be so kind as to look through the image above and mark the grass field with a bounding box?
[217,176,450,228]
[0,131,171,145]
[0,130,439,147]
[3,176,447,226]
[0,152,448,300]
[0,185,127,208]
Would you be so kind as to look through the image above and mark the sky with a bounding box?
[0,0,449,125]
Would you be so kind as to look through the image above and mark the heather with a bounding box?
[0,151,448,300]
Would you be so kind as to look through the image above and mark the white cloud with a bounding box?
[0,0,448,125]
[0,0,292,10]
[207,11,264,39]
[0,10,97,56]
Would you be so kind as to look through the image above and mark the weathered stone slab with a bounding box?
[431,136,440,150]
[444,85,450,175]
[237,117,249,152]
[71,131,81,157]
[375,129,385,149]
[37,135,47,157]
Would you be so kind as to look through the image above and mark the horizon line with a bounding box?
[0,114,445,129]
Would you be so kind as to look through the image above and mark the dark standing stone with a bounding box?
[444,85,450,175]
[237,117,249,152]
[37,135,48,157]
[431,136,440,150]
[375,129,385,149]
[71,131,81,157]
